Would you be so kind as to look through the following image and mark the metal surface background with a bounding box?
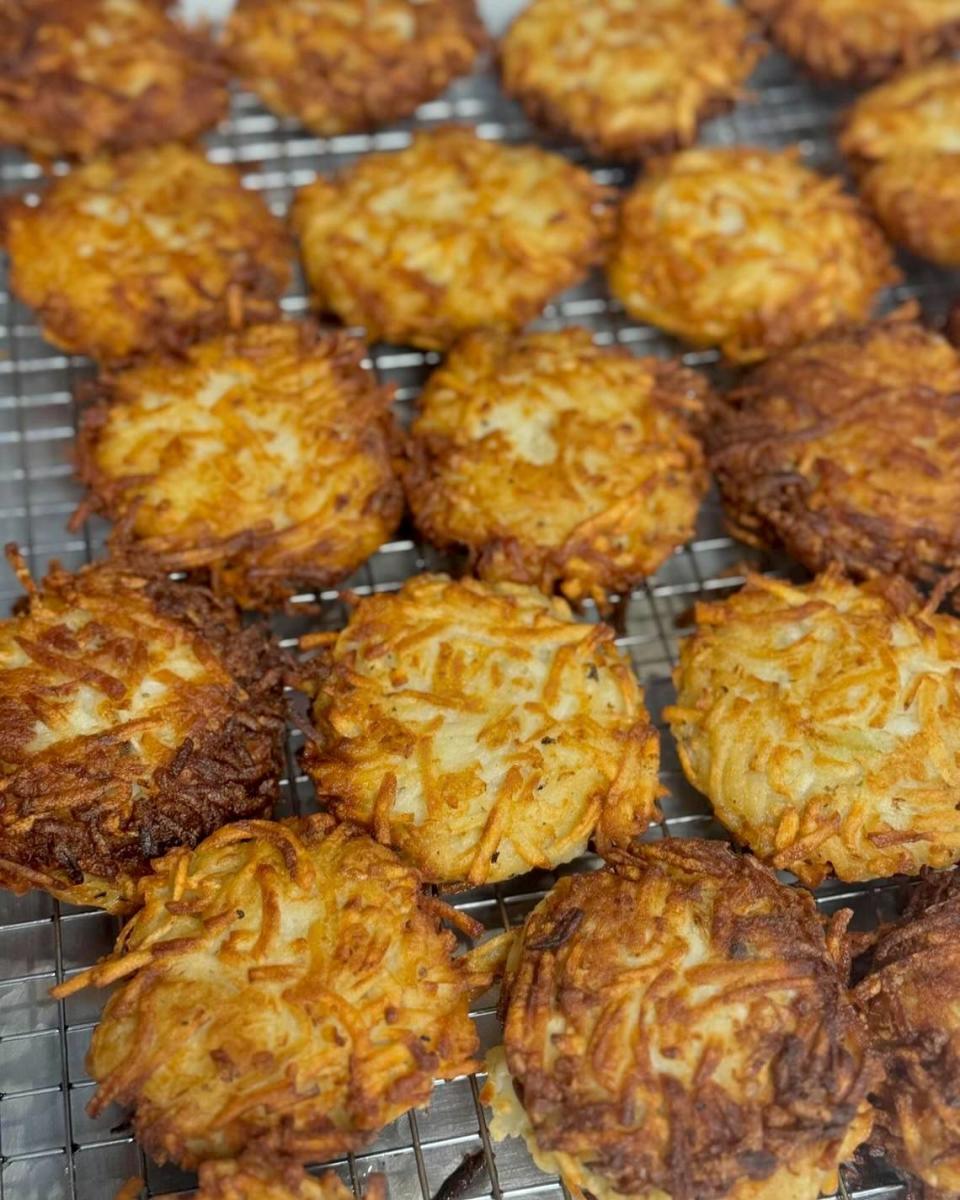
[0,37,957,1200]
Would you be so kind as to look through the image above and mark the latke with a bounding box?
[842,60,960,267]
[484,838,875,1200]
[0,0,228,161]
[54,816,490,1167]
[74,321,403,610]
[709,308,960,584]
[0,551,284,913]
[857,870,960,1199]
[224,0,487,137]
[195,1157,385,1200]
[499,0,763,161]
[6,143,291,362]
[291,126,613,350]
[666,571,960,885]
[742,0,960,82]
[606,146,898,363]
[404,327,710,607]
[301,573,660,886]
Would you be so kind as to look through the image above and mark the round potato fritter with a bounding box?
[224,0,487,137]
[55,816,488,1167]
[484,838,875,1200]
[194,1158,385,1200]
[6,144,291,363]
[857,871,960,1199]
[291,126,613,351]
[499,0,763,161]
[74,322,403,610]
[666,571,960,886]
[842,60,960,267]
[301,574,660,886]
[742,0,960,82]
[0,552,284,913]
[606,146,898,364]
[404,328,710,608]
[0,0,228,161]
[709,309,960,585]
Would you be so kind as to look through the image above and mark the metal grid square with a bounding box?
[1,44,957,1200]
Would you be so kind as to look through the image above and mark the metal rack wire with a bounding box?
[0,45,956,1200]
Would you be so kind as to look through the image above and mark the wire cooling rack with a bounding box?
[1,39,958,1200]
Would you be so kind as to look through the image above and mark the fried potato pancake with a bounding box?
[666,571,960,886]
[404,328,710,608]
[857,870,960,1199]
[74,322,403,610]
[709,308,960,584]
[499,0,763,161]
[291,126,613,351]
[0,0,228,161]
[606,146,898,363]
[485,838,875,1200]
[54,816,488,1167]
[0,552,284,913]
[301,574,660,886]
[842,60,960,267]
[194,1157,385,1200]
[743,0,960,82]
[224,0,486,137]
[6,144,291,363]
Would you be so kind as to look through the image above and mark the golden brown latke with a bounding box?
[301,573,660,886]
[54,816,491,1167]
[606,146,898,364]
[0,551,284,913]
[224,0,487,137]
[0,0,228,161]
[857,870,960,1199]
[743,0,960,82]
[709,308,960,585]
[666,570,960,886]
[73,322,403,610]
[6,144,291,363]
[485,838,876,1200]
[499,0,763,161]
[194,1157,385,1200]
[842,60,960,267]
[404,327,710,607]
[291,126,613,351]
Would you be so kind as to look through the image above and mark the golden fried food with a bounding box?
[485,838,875,1200]
[224,0,486,136]
[74,322,403,610]
[857,870,960,1199]
[0,0,228,161]
[842,60,960,267]
[499,0,763,161]
[666,570,960,886]
[0,551,284,913]
[291,126,613,351]
[6,144,291,363]
[709,308,960,584]
[54,816,489,1167]
[743,0,960,82]
[404,327,710,607]
[606,146,898,364]
[302,574,659,886]
[194,1157,385,1200]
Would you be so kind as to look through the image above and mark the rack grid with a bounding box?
[0,43,957,1200]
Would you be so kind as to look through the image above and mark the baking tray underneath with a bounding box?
[1,45,957,1200]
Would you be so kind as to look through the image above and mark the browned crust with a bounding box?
[742,0,960,83]
[72,322,404,611]
[857,155,960,268]
[498,838,876,1199]
[0,550,286,912]
[0,0,228,160]
[709,307,960,586]
[224,0,488,137]
[193,1156,386,1200]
